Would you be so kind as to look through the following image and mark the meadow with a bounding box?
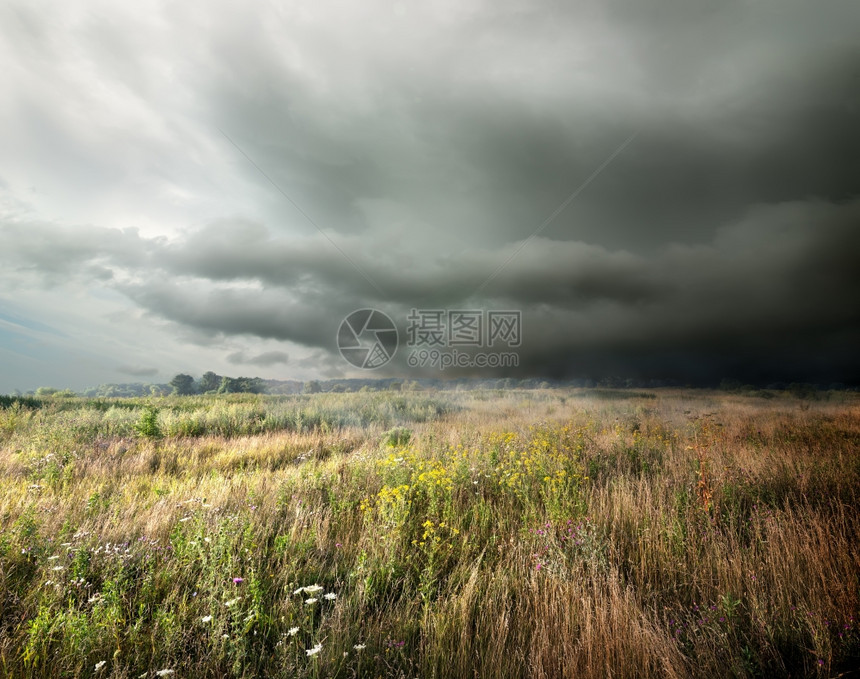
[0,388,858,678]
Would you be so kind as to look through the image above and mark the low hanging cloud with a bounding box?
[226,350,290,367]
[1,194,859,384]
[116,365,159,377]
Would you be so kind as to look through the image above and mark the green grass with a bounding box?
[0,389,858,677]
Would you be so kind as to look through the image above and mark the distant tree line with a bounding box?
[81,383,170,398]
[169,372,267,395]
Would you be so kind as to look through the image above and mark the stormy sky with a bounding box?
[1,0,859,391]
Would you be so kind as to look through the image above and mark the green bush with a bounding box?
[134,406,162,439]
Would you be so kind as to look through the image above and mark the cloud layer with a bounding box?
[3,196,859,385]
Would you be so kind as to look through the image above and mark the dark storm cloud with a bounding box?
[203,0,860,252]
[115,277,351,349]
[3,194,858,384]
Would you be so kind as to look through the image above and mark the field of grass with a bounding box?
[0,389,858,678]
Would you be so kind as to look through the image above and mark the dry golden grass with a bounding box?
[0,389,857,677]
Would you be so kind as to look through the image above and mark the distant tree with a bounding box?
[169,373,196,396]
[199,371,221,393]
[238,377,266,394]
[218,376,237,394]
[304,380,321,394]
[216,376,266,394]
[35,387,58,397]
